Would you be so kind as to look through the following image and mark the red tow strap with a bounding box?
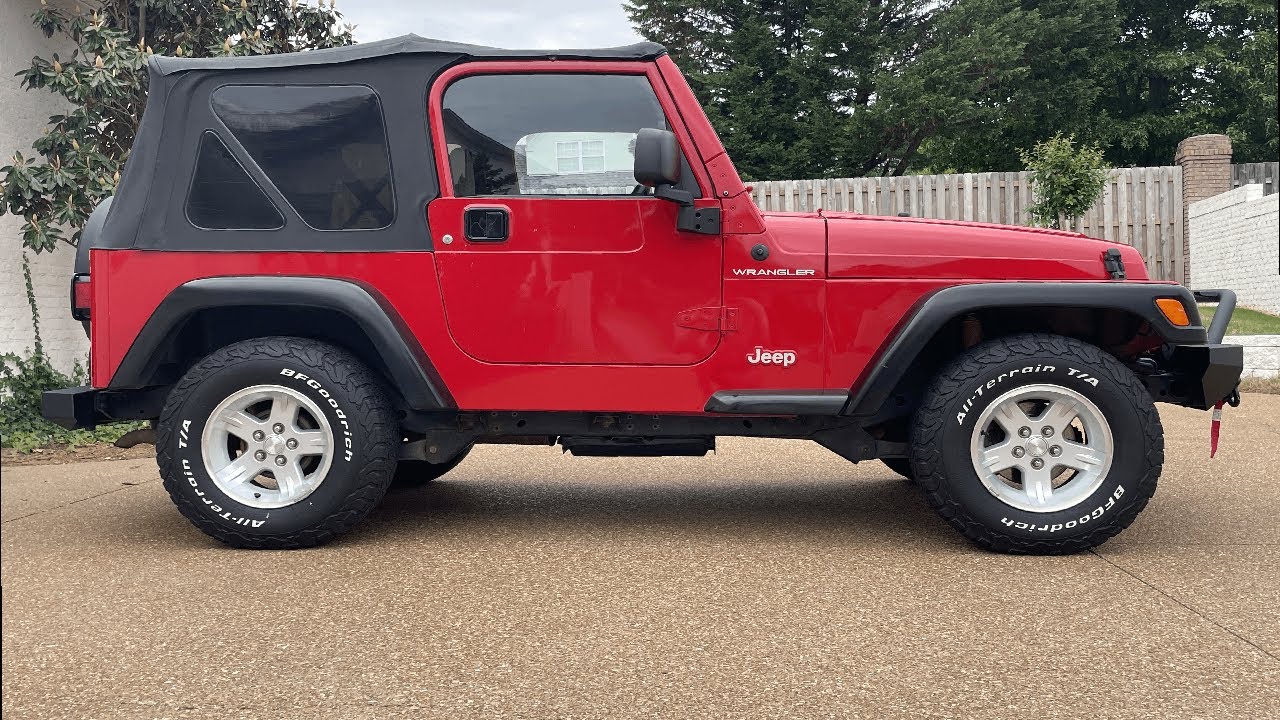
[1210,400,1224,458]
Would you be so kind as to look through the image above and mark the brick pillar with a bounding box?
[1175,134,1233,285]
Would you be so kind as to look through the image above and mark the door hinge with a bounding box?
[677,306,738,332]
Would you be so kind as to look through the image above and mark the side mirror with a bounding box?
[633,128,719,235]
[634,128,682,189]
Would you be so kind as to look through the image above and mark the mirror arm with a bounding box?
[652,182,719,235]
[654,184,694,206]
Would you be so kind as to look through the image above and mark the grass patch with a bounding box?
[1198,305,1280,336]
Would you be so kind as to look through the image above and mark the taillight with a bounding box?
[71,274,92,321]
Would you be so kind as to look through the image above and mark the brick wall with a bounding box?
[1189,184,1280,314]
[0,0,86,375]
[1175,134,1234,285]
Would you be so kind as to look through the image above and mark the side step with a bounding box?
[558,435,715,457]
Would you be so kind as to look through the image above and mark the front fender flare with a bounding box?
[843,282,1207,418]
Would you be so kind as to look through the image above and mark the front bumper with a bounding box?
[1159,343,1244,409]
[1141,289,1243,410]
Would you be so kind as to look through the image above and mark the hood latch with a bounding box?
[1102,248,1127,280]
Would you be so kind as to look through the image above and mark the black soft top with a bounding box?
[150,34,666,75]
[92,35,667,257]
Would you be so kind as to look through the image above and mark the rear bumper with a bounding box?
[41,386,100,430]
[41,386,166,430]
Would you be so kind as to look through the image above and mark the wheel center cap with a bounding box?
[1026,437,1049,457]
[263,434,286,455]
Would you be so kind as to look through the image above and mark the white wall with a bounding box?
[1189,184,1280,314]
[1222,335,1279,379]
[0,0,87,375]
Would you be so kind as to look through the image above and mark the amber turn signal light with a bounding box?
[1155,298,1191,326]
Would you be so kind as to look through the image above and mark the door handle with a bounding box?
[464,207,509,242]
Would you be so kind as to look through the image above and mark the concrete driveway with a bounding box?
[3,397,1278,719]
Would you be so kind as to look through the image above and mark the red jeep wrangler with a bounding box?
[42,36,1243,553]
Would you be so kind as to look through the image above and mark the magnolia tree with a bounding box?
[0,0,354,253]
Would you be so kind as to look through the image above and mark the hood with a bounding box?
[815,212,1149,281]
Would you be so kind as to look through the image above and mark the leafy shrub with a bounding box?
[1021,133,1110,230]
[0,350,145,453]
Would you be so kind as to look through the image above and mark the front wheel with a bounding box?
[910,333,1163,554]
[156,337,398,549]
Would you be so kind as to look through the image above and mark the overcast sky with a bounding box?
[339,0,646,49]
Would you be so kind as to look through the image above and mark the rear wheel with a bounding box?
[156,337,398,549]
[910,333,1162,554]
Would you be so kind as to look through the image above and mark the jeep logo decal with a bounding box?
[747,346,797,367]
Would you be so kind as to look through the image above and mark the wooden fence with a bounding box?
[1232,162,1279,196]
[750,167,1185,281]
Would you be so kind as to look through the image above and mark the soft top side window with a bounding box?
[185,131,285,230]
[211,84,395,230]
[441,73,698,198]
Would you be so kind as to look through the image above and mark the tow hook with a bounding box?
[1209,388,1240,458]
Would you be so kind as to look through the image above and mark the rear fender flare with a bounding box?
[108,276,452,410]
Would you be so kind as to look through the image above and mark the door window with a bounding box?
[441,73,694,197]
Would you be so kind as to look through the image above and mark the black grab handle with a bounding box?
[1192,289,1237,344]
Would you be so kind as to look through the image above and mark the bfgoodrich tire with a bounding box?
[156,337,398,549]
[910,333,1163,555]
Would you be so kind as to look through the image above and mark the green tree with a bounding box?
[1021,133,1110,229]
[917,0,1121,173]
[1099,0,1278,166]
[628,0,1130,178]
[0,0,354,253]
[629,0,1278,177]
[627,0,1040,179]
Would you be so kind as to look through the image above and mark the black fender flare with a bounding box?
[108,276,452,410]
[843,282,1208,418]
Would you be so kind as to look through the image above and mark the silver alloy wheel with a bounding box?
[969,383,1114,513]
[201,384,334,509]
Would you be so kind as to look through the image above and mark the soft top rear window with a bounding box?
[212,84,395,230]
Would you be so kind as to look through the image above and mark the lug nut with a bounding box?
[275,455,287,466]
[1042,426,1054,437]
[286,438,298,450]
[1012,447,1025,458]
[273,423,285,434]
[1050,446,1062,457]
[254,450,267,461]
[253,430,265,441]
[1019,426,1032,438]
[1030,458,1044,469]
